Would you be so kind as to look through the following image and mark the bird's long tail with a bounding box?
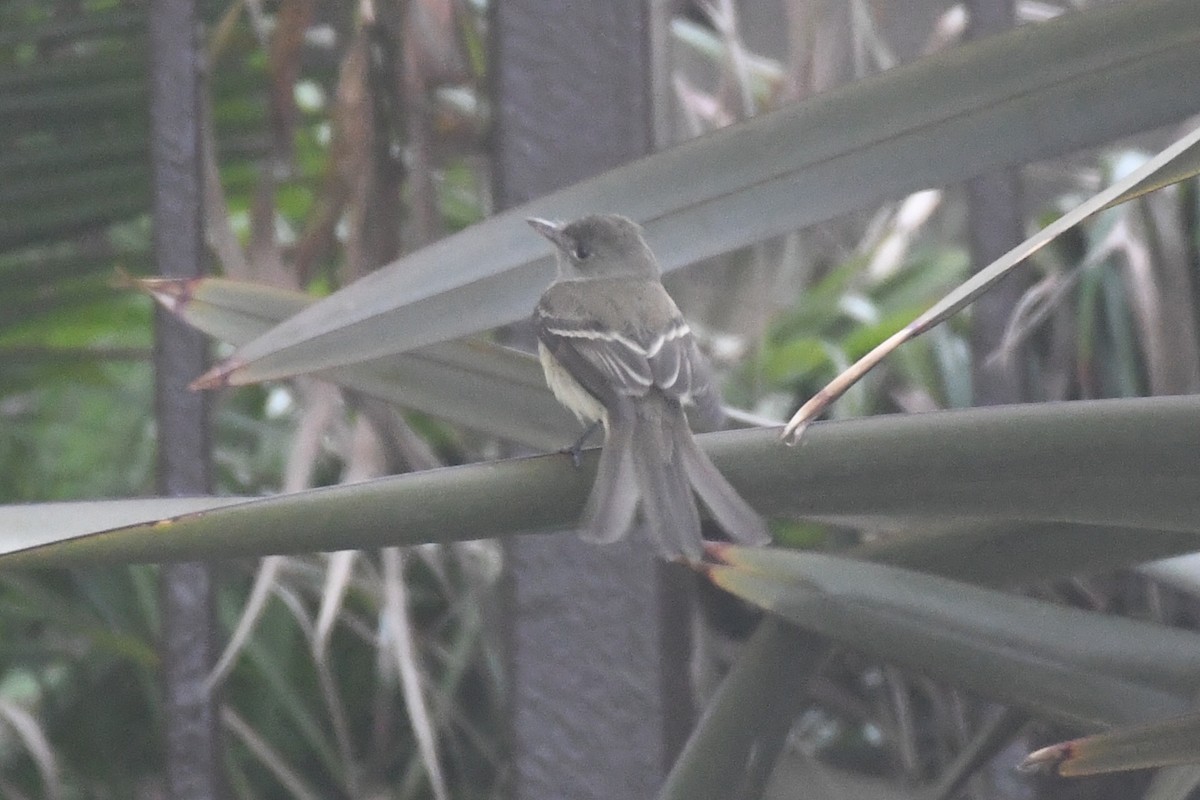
[630,398,703,561]
[579,397,769,560]
[675,420,770,548]
[580,407,639,545]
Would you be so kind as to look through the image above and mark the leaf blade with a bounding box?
[709,547,1198,726]
[196,0,1200,386]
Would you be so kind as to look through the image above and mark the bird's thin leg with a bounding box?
[560,421,602,468]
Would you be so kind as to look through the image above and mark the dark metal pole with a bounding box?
[965,0,1028,406]
[491,2,692,798]
[149,0,221,797]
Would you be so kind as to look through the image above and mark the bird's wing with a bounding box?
[534,307,655,406]
[535,282,720,422]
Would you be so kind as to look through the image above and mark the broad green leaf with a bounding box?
[0,497,244,555]
[659,620,822,800]
[195,0,1200,387]
[708,546,1199,727]
[666,519,1200,800]
[2,394,1200,567]
[1144,766,1200,800]
[856,521,1200,589]
[0,451,581,566]
[136,276,584,449]
[1022,712,1200,776]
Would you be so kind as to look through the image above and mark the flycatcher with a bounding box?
[529,213,770,561]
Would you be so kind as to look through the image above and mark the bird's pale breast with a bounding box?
[538,340,608,426]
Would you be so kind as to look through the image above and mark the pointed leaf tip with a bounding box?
[110,266,139,291]
[1019,742,1074,774]
[189,359,243,391]
[704,541,733,563]
[126,275,198,314]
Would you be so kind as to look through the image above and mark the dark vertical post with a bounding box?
[149,1,220,797]
[965,0,1027,406]
[491,3,691,798]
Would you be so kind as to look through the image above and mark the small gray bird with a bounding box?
[529,213,770,561]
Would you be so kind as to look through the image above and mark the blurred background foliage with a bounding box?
[1,0,1198,798]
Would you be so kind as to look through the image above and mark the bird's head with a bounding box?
[527,214,659,279]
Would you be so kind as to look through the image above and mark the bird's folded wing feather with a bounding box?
[534,301,713,412]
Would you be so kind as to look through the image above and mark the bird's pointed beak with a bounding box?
[527,217,572,252]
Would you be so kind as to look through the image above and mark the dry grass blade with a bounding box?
[222,706,323,800]
[313,550,356,656]
[1128,186,1200,394]
[205,555,285,691]
[291,27,370,284]
[782,122,1200,443]
[0,699,63,800]
[382,548,449,800]
[917,707,1027,800]
[209,379,340,691]
[265,0,314,167]
[304,557,362,787]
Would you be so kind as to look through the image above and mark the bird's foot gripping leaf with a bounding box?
[558,420,602,468]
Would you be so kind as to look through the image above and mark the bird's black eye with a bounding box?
[572,241,591,260]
